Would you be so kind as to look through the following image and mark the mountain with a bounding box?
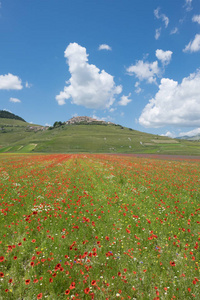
[177,134,200,141]
[0,113,200,155]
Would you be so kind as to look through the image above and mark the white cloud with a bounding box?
[183,34,200,52]
[161,131,175,138]
[0,73,23,90]
[179,127,200,137]
[127,60,160,84]
[25,81,32,88]
[9,97,21,103]
[139,69,200,127]
[134,82,142,94]
[118,93,132,106]
[192,15,200,24]
[56,43,122,109]
[154,7,169,28]
[98,44,112,51]
[91,114,113,122]
[155,49,173,66]
[155,28,162,40]
[170,27,178,35]
[109,108,116,112]
[184,0,192,11]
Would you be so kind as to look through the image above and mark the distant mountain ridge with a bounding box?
[0,110,26,122]
[177,134,200,141]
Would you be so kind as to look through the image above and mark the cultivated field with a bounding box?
[0,154,199,299]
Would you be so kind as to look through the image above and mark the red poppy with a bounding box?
[8,278,13,283]
[25,279,31,285]
[49,278,53,283]
[0,256,5,262]
[91,280,96,285]
[65,289,70,295]
[5,289,9,292]
[13,256,17,260]
[170,261,176,267]
[33,279,38,283]
[0,272,4,277]
[37,293,43,299]
[69,282,75,289]
[32,239,36,243]
[84,287,90,294]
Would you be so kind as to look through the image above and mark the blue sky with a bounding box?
[0,0,200,137]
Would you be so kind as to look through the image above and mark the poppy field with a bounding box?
[0,154,199,300]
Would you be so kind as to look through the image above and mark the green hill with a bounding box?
[0,110,26,122]
[0,115,199,155]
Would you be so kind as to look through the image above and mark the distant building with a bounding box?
[65,116,114,125]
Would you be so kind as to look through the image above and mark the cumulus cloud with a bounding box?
[139,69,200,128]
[56,43,122,109]
[127,60,160,84]
[179,127,200,137]
[155,28,162,40]
[192,15,200,25]
[91,114,113,122]
[9,97,21,103]
[118,93,132,106]
[161,131,175,138]
[0,73,23,90]
[154,7,169,28]
[98,44,112,51]
[183,34,200,52]
[155,49,173,66]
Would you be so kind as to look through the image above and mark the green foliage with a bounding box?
[53,121,65,128]
[0,110,26,122]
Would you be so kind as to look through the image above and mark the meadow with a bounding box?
[0,154,199,299]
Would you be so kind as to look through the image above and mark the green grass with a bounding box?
[0,154,199,299]
[0,118,200,155]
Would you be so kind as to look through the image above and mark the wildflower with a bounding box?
[37,293,43,299]
[84,287,90,294]
[0,256,5,262]
[65,289,70,295]
[25,279,31,285]
[69,282,75,289]
[170,261,176,267]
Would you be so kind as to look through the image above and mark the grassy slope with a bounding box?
[0,119,199,155]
